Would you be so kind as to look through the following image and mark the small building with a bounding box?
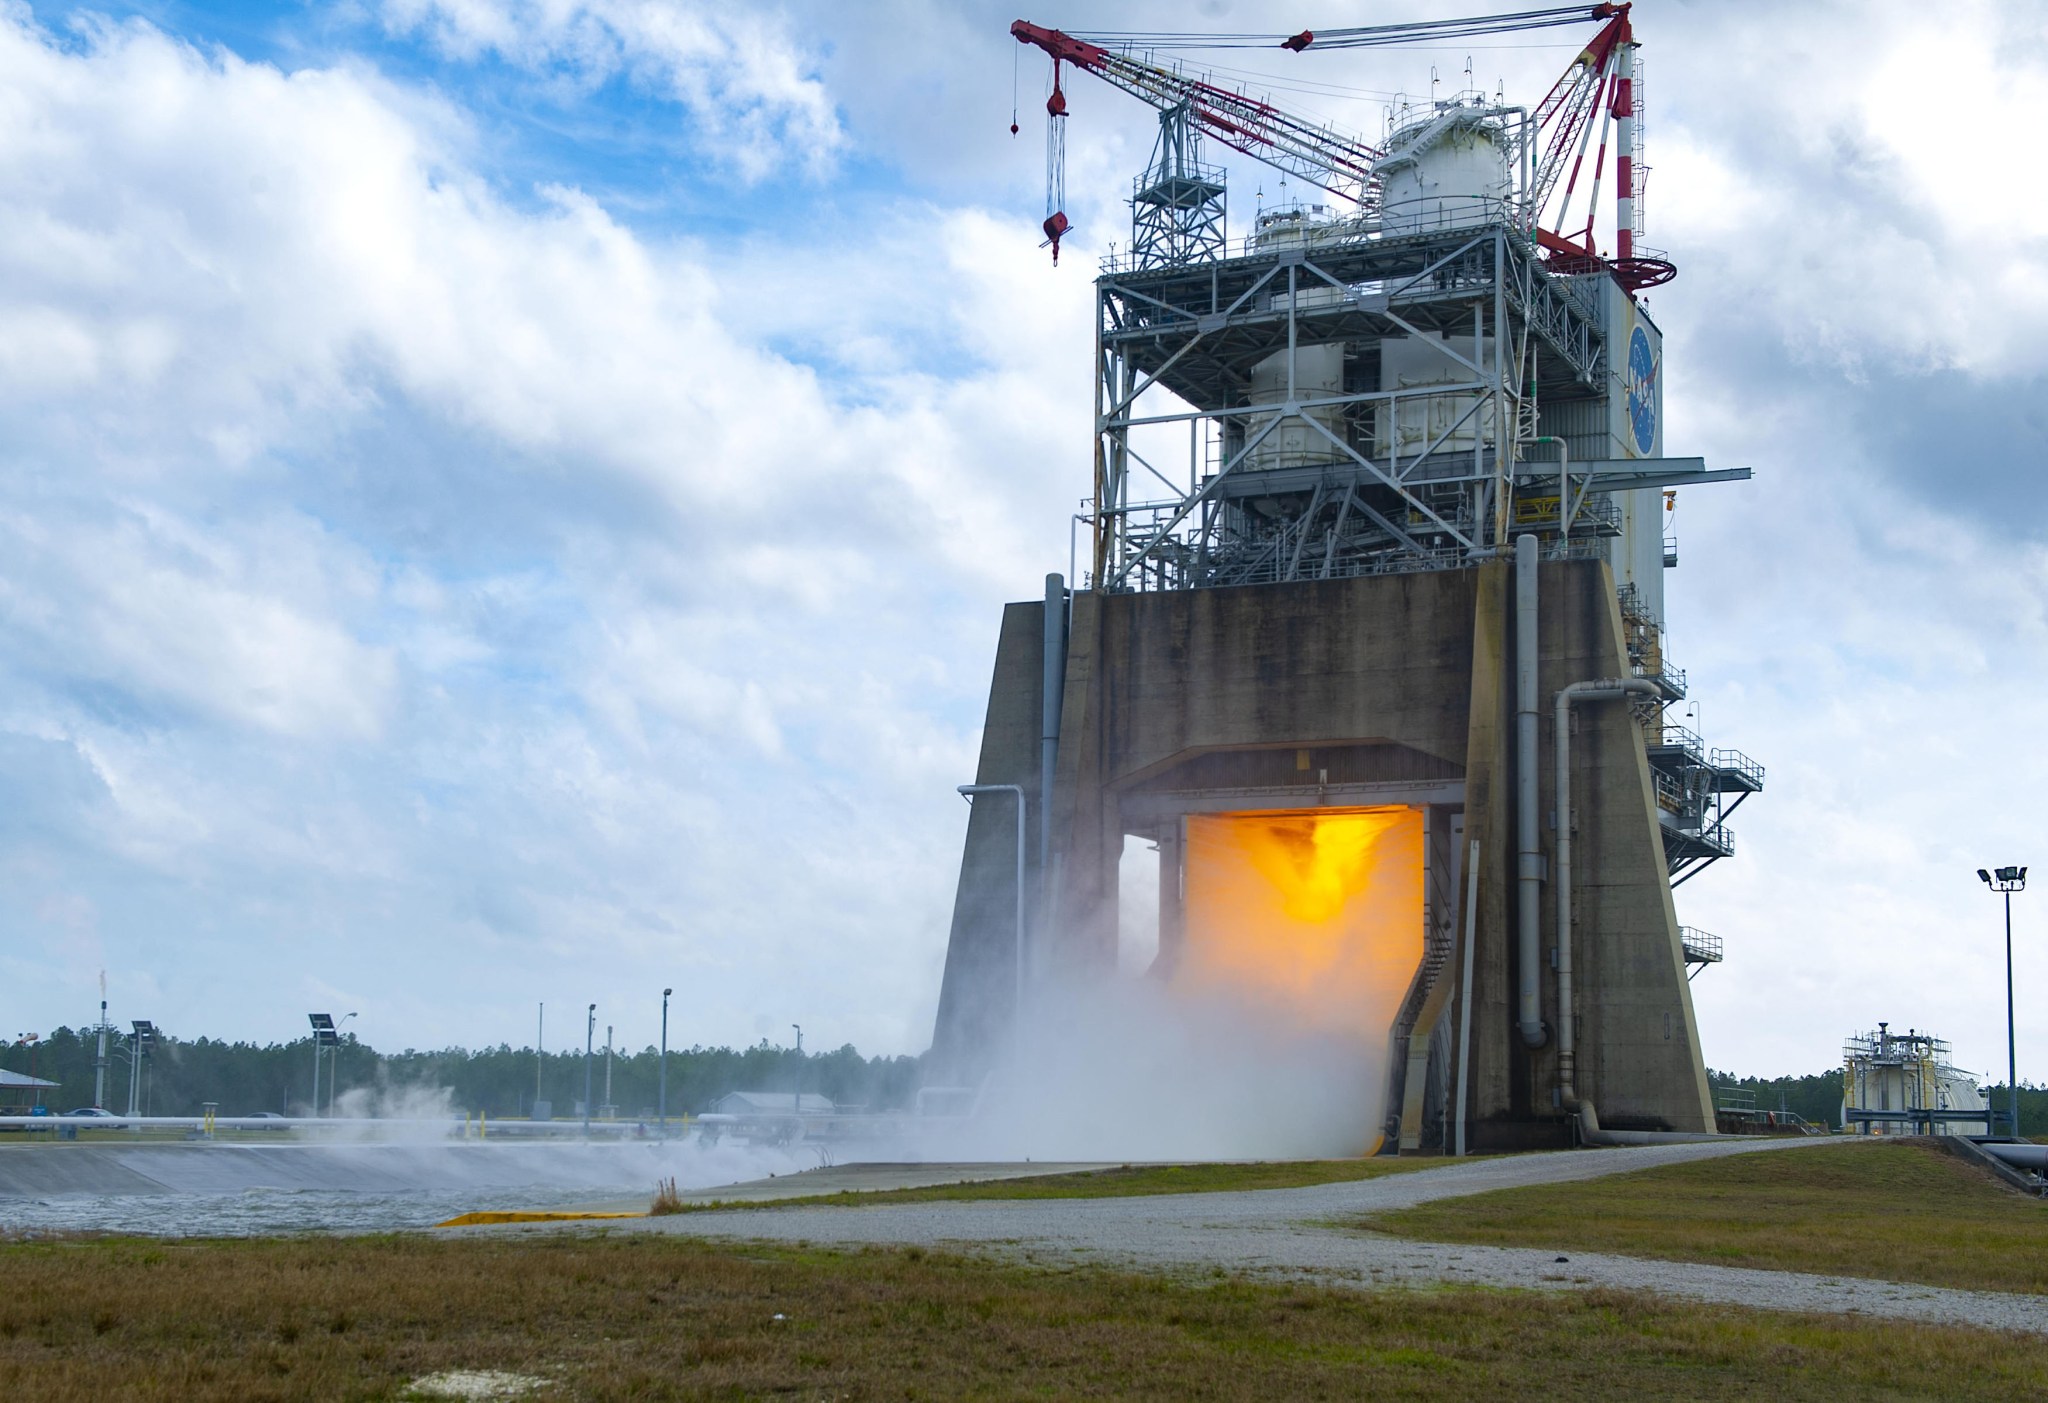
[0,1068,60,1112]
[710,1092,835,1116]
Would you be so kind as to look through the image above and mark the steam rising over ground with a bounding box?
[0,1137,830,1237]
[0,1081,837,1236]
[0,809,1434,1233]
[954,809,1424,1162]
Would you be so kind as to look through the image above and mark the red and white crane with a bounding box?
[1011,20,1380,261]
[1012,4,1673,289]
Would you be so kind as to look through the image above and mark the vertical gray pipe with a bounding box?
[1514,535,1546,1048]
[1040,573,1067,880]
[1553,678,1658,1117]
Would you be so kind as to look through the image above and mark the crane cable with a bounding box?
[1015,5,1634,268]
[1043,62,1069,261]
[1067,6,1617,53]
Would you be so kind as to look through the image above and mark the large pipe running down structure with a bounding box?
[1554,677,1660,1129]
[1514,535,1546,1049]
[1039,574,1066,890]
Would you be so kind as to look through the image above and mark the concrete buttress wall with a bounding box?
[927,602,1043,1084]
[931,565,1715,1138]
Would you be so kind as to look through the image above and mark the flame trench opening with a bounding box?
[1173,807,1425,1146]
[966,805,1425,1162]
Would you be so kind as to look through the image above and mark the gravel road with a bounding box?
[472,1136,2048,1336]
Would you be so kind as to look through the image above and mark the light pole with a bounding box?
[308,1014,335,1118]
[13,1035,40,1112]
[603,1024,614,1120]
[127,1022,156,1121]
[791,1024,803,1116]
[1979,866,2029,1137]
[582,1004,596,1138]
[659,988,672,1137]
[329,1013,357,1117]
[535,1002,545,1118]
[93,984,110,1111]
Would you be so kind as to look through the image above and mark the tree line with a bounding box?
[0,1025,924,1120]
[8,1032,2040,1132]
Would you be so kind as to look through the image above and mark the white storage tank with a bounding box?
[1376,105,1512,235]
[1377,332,1496,460]
[1245,342,1347,472]
[1242,205,1352,472]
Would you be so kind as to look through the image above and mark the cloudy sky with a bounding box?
[0,0,2040,1079]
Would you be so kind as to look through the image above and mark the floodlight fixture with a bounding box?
[1979,862,2029,1137]
[583,1004,597,1137]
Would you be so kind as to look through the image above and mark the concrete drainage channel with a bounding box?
[0,1140,832,1235]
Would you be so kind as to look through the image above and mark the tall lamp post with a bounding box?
[659,988,673,1137]
[308,1014,335,1118]
[127,1021,156,1120]
[328,1013,357,1117]
[582,1003,597,1139]
[1979,866,2028,1138]
[13,1035,40,1111]
[791,1023,803,1116]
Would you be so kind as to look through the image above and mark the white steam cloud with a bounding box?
[937,978,1390,1163]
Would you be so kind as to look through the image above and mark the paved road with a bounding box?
[470,1136,2048,1336]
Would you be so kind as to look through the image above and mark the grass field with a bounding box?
[1364,1139,2048,1294]
[674,1157,1443,1212]
[3,1232,2047,1400]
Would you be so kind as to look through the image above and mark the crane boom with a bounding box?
[1014,6,1671,290]
[1527,9,1631,249]
[1012,22,1379,203]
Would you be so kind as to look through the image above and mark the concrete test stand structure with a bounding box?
[933,14,1763,1149]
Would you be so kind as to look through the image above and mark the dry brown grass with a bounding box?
[1365,1139,2048,1294]
[2,1231,2047,1400]
[648,1177,683,1216]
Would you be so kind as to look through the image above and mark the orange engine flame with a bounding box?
[1173,808,1424,1043]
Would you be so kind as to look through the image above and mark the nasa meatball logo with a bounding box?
[1626,322,1658,456]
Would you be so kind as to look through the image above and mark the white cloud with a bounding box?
[379,0,844,179]
[1651,1,2048,379]
[1672,460,2048,1080]
[0,4,1083,1055]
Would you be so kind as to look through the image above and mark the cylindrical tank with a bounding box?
[1377,332,1496,460]
[1246,342,1346,472]
[1377,106,1512,235]
[1242,205,1352,472]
